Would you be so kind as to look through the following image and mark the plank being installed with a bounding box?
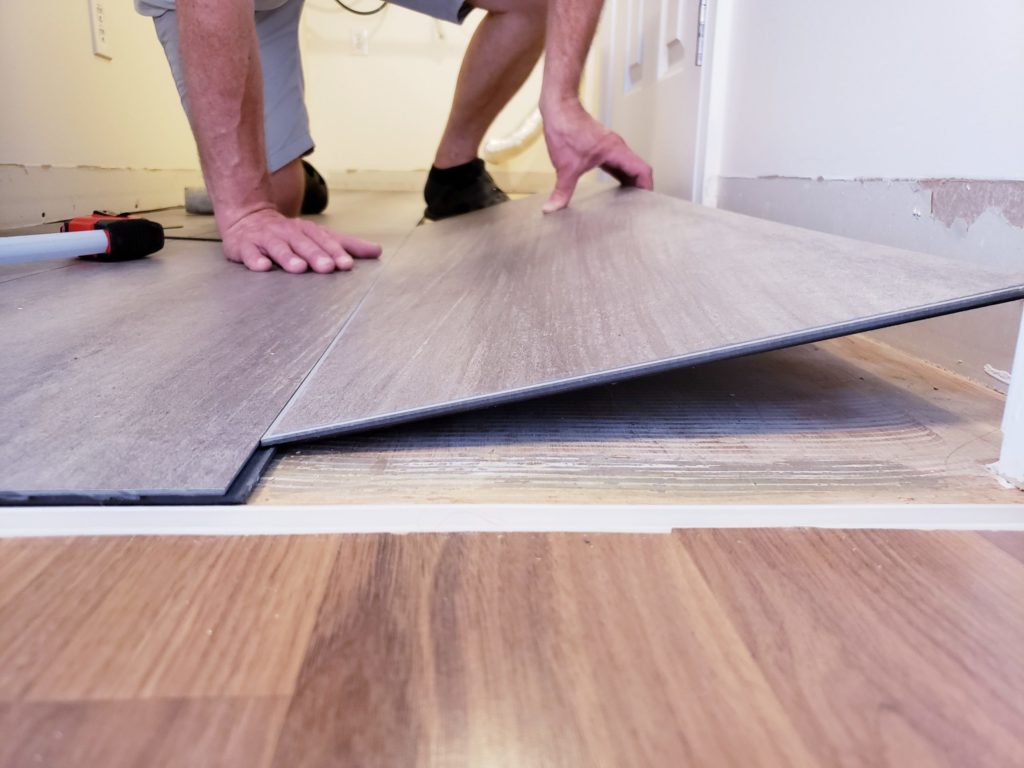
[265,187,1024,445]
[0,191,424,503]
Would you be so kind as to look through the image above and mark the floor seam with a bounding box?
[260,221,422,445]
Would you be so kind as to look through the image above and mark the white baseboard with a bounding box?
[0,164,202,230]
[2,503,1023,538]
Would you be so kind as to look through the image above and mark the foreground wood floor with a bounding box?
[1,530,1022,767]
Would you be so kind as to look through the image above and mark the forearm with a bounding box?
[176,0,274,229]
[540,0,603,115]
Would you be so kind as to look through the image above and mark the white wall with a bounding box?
[713,0,1024,181]
[697,0,1024,391]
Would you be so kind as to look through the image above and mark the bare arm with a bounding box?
[539,0,653,212]
[176,0,380,272]
[177,0,274,232]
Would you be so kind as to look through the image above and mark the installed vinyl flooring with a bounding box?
[5,188,1024,502]
[255,334,1020,505]
[0,192,422,502]
[0,530,1021,767]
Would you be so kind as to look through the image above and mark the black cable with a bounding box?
[332,0,387,15]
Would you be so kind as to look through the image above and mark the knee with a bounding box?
[477,0,547,22]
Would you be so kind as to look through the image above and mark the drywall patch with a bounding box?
[922,179,1024,230]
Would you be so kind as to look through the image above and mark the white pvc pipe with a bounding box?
[0,230,108,266]
[482,108,543,164]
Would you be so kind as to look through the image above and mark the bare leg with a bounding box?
[269,158,304,217]
[434,0,547,169]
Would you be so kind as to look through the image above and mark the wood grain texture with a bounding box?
[253,335,1015,505]
[0,697,287,768]
[273,533,814,767]
[1,532,1023,767]
[678,529,1024,768]
[265,187,1024,444]
[0,192,422,501]
[0,536,337,700]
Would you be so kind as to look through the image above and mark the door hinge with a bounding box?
[696,0,708,66]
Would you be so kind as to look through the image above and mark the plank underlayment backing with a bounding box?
[3,188,1024,504]
[0,193,423,504]
[264,187,1024,444]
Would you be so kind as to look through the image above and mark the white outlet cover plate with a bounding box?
[89,0,112,60]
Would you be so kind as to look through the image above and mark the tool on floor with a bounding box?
[0,213,165,266]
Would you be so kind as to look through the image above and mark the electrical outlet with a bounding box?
[352,29,370,56]
[88,0,112,60]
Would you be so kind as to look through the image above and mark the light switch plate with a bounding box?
[88,0,112,60]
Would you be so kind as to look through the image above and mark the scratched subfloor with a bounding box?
[252,334,1021,505]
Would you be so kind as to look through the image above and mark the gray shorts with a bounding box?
[152,0,472,173]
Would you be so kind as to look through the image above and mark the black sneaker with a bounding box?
[300,159,329,215]
[423,158,509,222]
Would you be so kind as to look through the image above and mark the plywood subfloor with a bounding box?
[254,334,1019,505]
[265,187,1024,444]
[0,530,1022,767]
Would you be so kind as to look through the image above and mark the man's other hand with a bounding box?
[541,101,653,214]
[221,208,382,273]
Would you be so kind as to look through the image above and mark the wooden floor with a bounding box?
[1,530,1022,767]
[254,334,1020,505]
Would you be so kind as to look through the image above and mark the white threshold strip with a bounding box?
[1,503,1024,538]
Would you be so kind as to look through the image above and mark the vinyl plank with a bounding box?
[0,696,287,768]
[252,336,1015,505]
[272,533,814,767]
[0,191,422,501]
[0,536,336,701]
[265,187,1024,444]
[677,529,1024,767]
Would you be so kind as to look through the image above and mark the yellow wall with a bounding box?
[0,1,198,170]
[1,0,605,225]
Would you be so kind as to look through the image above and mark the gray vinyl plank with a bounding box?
[0,192,423,502]
[264,187,1024,445]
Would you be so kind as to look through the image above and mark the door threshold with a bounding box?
[2,502,1023,538]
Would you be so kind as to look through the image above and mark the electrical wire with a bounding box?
[332,0,387,15]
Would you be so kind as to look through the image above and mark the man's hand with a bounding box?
[539,0,653,214]
[177,1,383,275]
[221,208,382,273]
[541,100,653,213]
